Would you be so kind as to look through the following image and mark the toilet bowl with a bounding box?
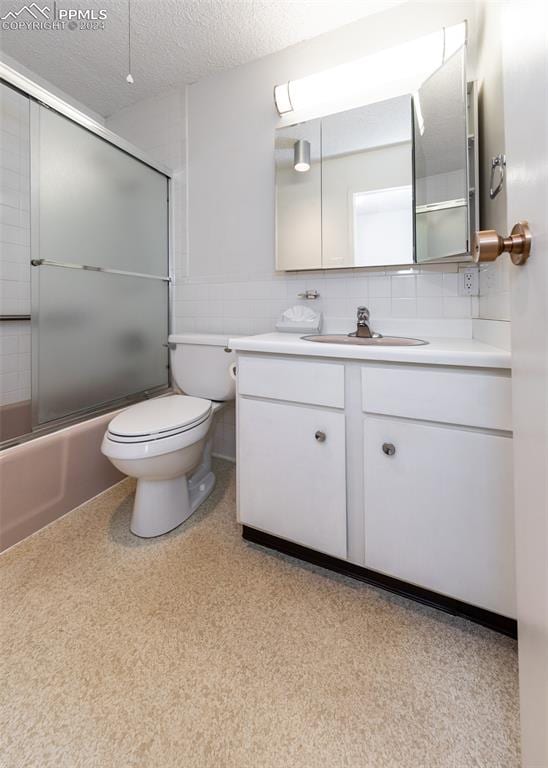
[101,334,237,537]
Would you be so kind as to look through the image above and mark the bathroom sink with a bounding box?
[301,334,428,347]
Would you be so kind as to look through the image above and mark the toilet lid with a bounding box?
[108,395,212,439]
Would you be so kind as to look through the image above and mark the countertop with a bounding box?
[228,333,511,369]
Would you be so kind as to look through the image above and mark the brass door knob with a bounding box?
[473,220,531,265]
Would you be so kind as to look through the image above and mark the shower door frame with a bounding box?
[0,62,175,448]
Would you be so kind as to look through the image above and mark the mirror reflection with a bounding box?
[414,47,469,262]
[322,96,413,268]
[275,43,472,271]
[275,119,322,270]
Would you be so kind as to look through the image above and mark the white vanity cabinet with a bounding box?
[234,341,516,629]
[237,355,347,559]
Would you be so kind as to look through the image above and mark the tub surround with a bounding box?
[0,398,31,443]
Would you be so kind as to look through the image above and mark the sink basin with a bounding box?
[301,334,428,347]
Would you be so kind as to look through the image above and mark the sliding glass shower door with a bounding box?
[32,104,169,426]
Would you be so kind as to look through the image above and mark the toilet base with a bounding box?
[125,407,223,538]
[130,469,216,538]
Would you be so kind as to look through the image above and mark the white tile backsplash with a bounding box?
[173,265,477,336]
[478,257,512,322]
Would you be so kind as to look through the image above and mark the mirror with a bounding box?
[414,47,469,262]
[275,44,473,271]
[321,96,413,268]
[275,119,322,270]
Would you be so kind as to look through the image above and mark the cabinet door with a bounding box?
[238,398,347,559]
[364,416,515,617]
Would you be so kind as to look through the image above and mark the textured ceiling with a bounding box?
[0,0,404,117]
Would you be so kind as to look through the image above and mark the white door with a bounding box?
[502,3,548,764]
[238,397,347,559]
[363,416,515,616]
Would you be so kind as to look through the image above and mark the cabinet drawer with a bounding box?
[238,355,344,408]
[361,364,511,431]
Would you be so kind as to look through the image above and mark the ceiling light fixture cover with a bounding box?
[274,83,293,115]
[294,139,311,172]
[274,22,466,117]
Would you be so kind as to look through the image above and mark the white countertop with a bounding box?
[229,333,511,369]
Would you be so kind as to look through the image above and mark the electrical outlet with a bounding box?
[459,268,479,296]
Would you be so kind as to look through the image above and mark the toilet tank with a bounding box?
[168,333,237,401]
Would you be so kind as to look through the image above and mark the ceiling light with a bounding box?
[294,140,311,172]
[274,22,466,117]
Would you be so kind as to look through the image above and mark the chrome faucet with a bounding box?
[353,306,381,339]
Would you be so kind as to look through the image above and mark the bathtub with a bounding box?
[0,411,124,552]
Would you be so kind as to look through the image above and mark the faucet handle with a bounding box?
[357,306,370,321]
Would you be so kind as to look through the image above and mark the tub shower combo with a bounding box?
[0,73,171,549]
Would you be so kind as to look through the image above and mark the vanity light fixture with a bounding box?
[274,21,466,117]
[274,83,293,115]
[294,139,311,172]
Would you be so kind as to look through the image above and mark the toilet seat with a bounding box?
[107,395,212,444]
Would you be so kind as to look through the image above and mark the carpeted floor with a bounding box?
[1,459,520,768]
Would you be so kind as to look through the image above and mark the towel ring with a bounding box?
[489,154,506,200]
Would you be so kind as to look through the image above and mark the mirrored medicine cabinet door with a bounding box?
[275,44,473,270]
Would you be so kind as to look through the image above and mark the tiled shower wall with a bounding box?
[0,84,31,407]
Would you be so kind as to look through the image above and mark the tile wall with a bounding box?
[173,265,478,338]
[0,83,31,407]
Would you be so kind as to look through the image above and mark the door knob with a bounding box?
[473,220,531,265]
[382,443,396,456]
[315,431,326,442]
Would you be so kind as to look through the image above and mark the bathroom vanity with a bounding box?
[230,334,516,636]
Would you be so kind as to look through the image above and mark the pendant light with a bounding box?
[294,139,311,172]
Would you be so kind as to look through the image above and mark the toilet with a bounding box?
[101,334,237,538]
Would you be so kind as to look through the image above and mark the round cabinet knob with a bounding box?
[382,442,396,456]
[315,431,326,443]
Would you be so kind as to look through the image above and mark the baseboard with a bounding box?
[212,452,236,463]
[242,526,517,639]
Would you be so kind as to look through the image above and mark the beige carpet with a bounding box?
[1,459,520,768]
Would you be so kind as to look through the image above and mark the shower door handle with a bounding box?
[30,258,171,282]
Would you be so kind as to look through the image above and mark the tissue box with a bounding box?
[275,305,322,334]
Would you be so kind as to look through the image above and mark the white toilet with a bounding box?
[101,333,237,538]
